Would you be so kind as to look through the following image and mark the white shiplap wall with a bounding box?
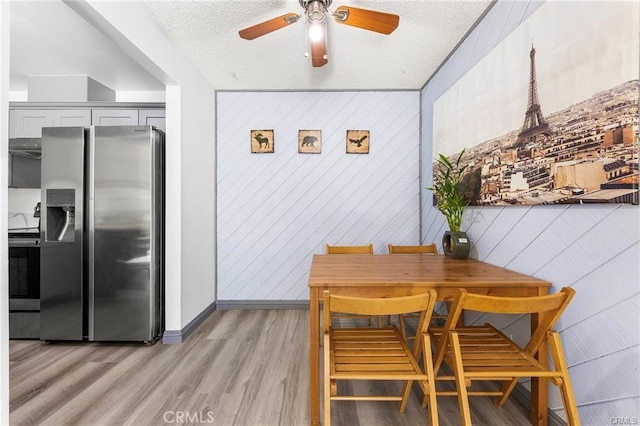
[217,91,420,301]
[421,1,640,423]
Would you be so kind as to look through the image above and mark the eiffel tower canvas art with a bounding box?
[432,1,638,206]
[515,45,551,150]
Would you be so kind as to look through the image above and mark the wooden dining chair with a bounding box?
[323,290,439,426]
[429,287,579,426]
[325,244,377,325]
[388,243,444,336]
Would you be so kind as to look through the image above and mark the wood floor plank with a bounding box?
[10,309,533,425]
[41,345,179,425]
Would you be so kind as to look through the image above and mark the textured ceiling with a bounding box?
[9,1,492,94]
[142,0,492,91]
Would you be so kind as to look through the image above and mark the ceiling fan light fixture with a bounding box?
[304,2,328,67]
[308,22,324,43]
[239,0,398,67]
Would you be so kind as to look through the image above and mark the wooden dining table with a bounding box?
[308,253,552,426]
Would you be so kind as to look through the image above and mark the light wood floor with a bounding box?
[10,309,531,425]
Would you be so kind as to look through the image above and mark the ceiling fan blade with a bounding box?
[310,37,328,67]
[239,13,300,40]
[333,6,399,35]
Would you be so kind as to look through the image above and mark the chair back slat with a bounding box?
[459,290,573,315]
[326,244,374,254]
[326,292,436,316]
[323,290,437,336]
[388,243,437,254]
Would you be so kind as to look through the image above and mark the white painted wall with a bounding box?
[217,91,421,300]
[79,1,216,330]
[421,1,640,422]
[116,91,165,103]
[1,3,10,423]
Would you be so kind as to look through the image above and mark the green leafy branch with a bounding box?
[427,149,469,232]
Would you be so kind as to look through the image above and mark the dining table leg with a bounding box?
[310,288,320,426]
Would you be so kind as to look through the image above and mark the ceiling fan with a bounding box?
[238,0,399,67]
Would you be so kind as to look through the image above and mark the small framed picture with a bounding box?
[251,130,274,153]
[346,130,369,154]
[298,130,322,154]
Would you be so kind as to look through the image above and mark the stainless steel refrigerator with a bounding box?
[40,126,164,342]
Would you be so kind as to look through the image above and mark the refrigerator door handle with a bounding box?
[87,198,95,341]
[87,127,96,341]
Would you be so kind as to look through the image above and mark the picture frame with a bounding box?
[346,130,370,154]
[251,129,274,153]
[298,130,322,154]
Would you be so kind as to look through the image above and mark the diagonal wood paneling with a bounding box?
[217,91,420,301]
[421,0,640,422]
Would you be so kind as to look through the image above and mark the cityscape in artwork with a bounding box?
[446,46,639,206]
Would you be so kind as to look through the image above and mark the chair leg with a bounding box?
[399,380,413,413]
[450,332,472,426]
[496,378,518,407]
[421,334,439,426]
[548,331,581,425]
[323,334,331,426]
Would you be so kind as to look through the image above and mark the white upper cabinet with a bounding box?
[91,109,139,126]
[54,110,92,127]
[10,108,165,137]
[138,109,165,132]
[138,109,166,131]
[11,109,91,138]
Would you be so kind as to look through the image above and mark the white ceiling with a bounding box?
[9,0,492,94]
[9,1,165,95]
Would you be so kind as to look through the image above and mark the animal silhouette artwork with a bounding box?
[302,136,318,147]
[349,134,367,147]
[255,133,270,148]
[251,130,274,153]
[298,130,322,154]
[346,130,370,154]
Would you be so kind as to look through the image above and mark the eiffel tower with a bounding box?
[515,45,551,149]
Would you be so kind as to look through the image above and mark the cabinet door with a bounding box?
[138,109,166,131]
[11,109,91,138]
[12,110,55,138]
[91,109,139,126]
[52,110,91,127]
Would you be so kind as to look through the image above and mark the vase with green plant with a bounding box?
[428,149,470,259]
